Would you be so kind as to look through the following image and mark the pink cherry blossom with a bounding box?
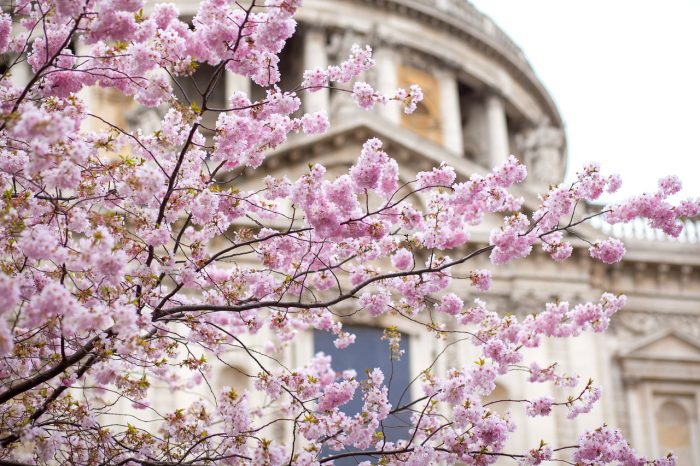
[416,163,456,189]
[526,396,553,417]
[0,13,10,53]
[352,81,378,109]
[469,269,492,291]
[0,2,685,464]
[300,111,330,134]
[589,237,626,264]
[436,293,464,316]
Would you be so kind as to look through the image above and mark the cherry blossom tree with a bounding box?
[0,1,695,465]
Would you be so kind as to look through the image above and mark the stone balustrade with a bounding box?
[591,216,700,244]
[399,0,529,67]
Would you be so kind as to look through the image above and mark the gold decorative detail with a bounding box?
[398,65,442,145]
[88,87,136,130]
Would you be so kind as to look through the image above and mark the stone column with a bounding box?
[373,47,401,125]
[303,26,329,115]
[9,56,31,88]
[436,69,463,155]
[225,71,251,101]
[485,92,509,168]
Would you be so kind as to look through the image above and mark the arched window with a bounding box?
[655,399,693,464]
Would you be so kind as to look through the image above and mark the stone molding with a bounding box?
[612,312,700,339]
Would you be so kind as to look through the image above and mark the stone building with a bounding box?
[82,0,700,463]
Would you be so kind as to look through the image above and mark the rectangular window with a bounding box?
[314,325,412,464]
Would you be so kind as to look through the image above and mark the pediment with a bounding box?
[620,329,700,361]
[263,114,486,175]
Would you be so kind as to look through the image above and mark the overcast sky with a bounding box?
[470,0,700,202]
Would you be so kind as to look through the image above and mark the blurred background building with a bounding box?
[79,0,700,463]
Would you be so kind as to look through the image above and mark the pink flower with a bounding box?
[141,225,171,247]
[568,386,602,419]
[542,232,573,262]
[19,224,64,262]
[490,215,536,265]
[331,44,374,83]
[317,380,357,411]
[416,163,456,189]
[0,13,12,53]
[153,3,180,29]
[406,84,423,112]
[334,331,356,349]
[469,269,492,292]
[526,396,553,417]
[490,155,528,188]
[589,238,626,264]
[26,282,84,330]
[573,426,655,464]
[606,174,622,193]
[352,81,377,109]
[658,175,682,196]
[391,248,413,270]
[302,67,328,90]
[436,293,463,315]
[520,445,553,465]
[459,299,488,324]
[300,112,329,134]
[0,274,19,314]
[396,84,423,114]
[349,138,389,191]
[1,3,694,463]
[359,290,391,317]
[135,71,172,107]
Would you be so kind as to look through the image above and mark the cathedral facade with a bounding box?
[80,0,700,463]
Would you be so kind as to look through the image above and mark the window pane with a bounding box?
[656,399,694,464]
[314,325,412,464]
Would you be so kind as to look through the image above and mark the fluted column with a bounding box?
[373,47,400,125]
[9,56,31,88]
[485,92,509,167]
[436,69,463,155]
[303,26,329,114]
[225,71,251,101]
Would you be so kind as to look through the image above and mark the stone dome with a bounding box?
[290,0,568,188]
[168,0,569,187]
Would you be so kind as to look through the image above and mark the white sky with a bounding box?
[470,0,700,202]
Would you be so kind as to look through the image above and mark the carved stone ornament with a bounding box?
[327,28,369,120]
[515,118,566,187]
[611,311,700,340]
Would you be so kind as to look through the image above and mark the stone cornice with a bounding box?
[236,117,700,260]
[239,113,490,184]
[619,357,700,383]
